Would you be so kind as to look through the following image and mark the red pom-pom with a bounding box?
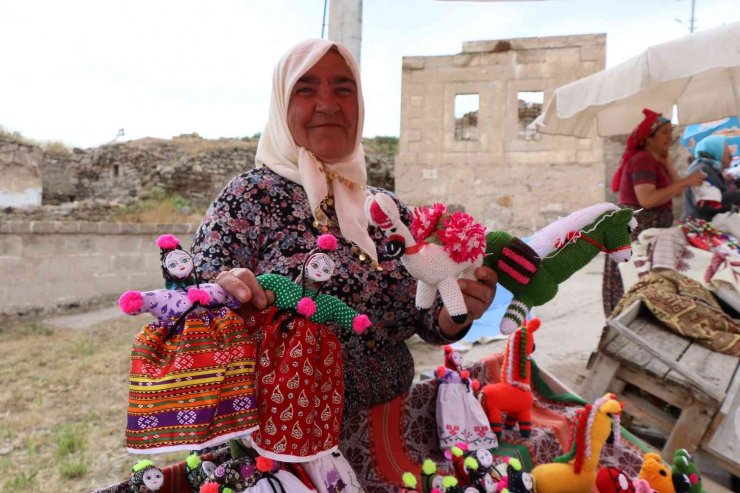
[471,379,481,393]
[255,456,274,473]
[119,291,143,315]
[297,297,317,317]
[352,314,372,334]
[317,233,338,251]
[443,345,453,354]
[157,234,180,250]
[435,366,447,378]
[187,288,211,305]
[460,370,470,380]
[526,318,541,332]
[199,483,220,493]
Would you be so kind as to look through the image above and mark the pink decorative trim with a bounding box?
[502,247,537,272]
[497,260,531,285]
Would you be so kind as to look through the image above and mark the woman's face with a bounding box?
[644,123,672,157]
[305,253,335,282]
[164,250,193,279]
[287,50,359,162]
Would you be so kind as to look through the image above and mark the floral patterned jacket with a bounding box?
[191,167,468,408]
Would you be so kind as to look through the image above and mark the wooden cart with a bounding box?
[581,300,740,476]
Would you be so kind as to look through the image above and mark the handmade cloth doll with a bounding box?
[249,234,372,462]
[366,194,636,334]
[498,458,535,493]
[302,450,364,493]
[436,348,497,451]
[480,319,540,439]
[124,235,259,453]
[466,449,501,493]
[129,460,164,493]
[119,234,241,320]
[671,449,706,493]
[639,453,676,493]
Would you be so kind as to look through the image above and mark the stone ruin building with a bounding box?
[396,34,607,235]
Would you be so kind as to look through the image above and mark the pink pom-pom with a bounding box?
[187,288,211,305]
[689,473,699,484]
[297,297,317,317]
[352,314,372,334]
[497,476,509,492]
[119,291,143,315]
[455,442,468,451]
[157,234,180,250]
[255,456,274,473]
[317,233,338,251]
[199,483,220,493]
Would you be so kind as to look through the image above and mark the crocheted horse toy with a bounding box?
[366,194,636,334]
[480,318,540,438]
[118,234,240,320]
[531,394,623,493]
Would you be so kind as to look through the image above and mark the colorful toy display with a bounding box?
[531,394,623,493]
[480,319,540,438]
[366,194,636,334]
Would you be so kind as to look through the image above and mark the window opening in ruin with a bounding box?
[113,164,120,178]
[454,94,479,141]
[517,91,544,140]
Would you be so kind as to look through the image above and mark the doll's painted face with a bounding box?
[483,474,496,492]
[451,351,463,367]
[522,472,534,491]
[475,449,493,468]
[431,475,444,490]
[164,250,194,279]
[143,467,164,490]
[305,253,335,282]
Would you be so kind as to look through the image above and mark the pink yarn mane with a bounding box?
[411,204,486,263]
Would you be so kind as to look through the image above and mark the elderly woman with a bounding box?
[682,134,739,221]
[602,108,706,316]
[190,39,496,486]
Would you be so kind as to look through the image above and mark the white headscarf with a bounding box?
[256,39,377,263]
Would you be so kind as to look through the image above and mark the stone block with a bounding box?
[580,43,604,62]
[98,223,123,234]
[407,130,422,142]
[577,139,593,150]
[577,150,595,163]
[23,235,67,257]
[410,96,424,107]
[462,40,513,54]
[0,236,23,257]
[402,57,426,71]
[111,254,142,272]
[452,53,474,67]
[516,49,546,64]
[546,47,582,64]
[78,222,98,234]
[508,38,541,50]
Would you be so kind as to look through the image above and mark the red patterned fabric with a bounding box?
[251,307,345,462]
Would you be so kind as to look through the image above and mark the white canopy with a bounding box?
[533,21,740,137]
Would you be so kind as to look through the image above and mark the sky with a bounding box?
[1,0,738,148]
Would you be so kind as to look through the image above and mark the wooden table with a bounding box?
[581,301,740,475]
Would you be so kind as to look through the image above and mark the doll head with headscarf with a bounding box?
[256,39,377,263]
[695,135,731,170]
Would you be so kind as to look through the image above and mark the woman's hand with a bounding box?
[682,170,706,188]
[438,266,497,338]
[215,268,275,309]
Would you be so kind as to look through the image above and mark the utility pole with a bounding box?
[328,0,363,67]
[690,0,696,33]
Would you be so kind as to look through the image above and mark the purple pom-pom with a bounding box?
[119,291,143,315]
[317,233,338,251]
[187,288,211,305]
[297,297,317,317]
[157,234,180,250]
[352,314,372,334]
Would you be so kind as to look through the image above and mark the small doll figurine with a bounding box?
[184,453,217,493]
[404,459,445,493]
[436,347,497,451]
[129,460,164,493]
[119,234,240,320]
[467,449,501,493]
[499,458,535,493]
[249,234,372,463]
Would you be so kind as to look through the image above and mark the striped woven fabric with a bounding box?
[126,307,259,453]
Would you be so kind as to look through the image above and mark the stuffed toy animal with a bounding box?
[366,194,636,334]
[672,449,706,493]
[119,234,240,320]
[639,453,676,493]
[480,319,540,439]
[249,234,372,463]
[436,348,497,451]
[531,394,623,493]
[129,460,164,493]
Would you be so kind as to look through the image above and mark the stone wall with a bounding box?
[396,34,607,234]
[0,221,196,317]
[0,139,43,207]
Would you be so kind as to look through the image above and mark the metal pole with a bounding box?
[321,0,329,38]
[690,0,696,33]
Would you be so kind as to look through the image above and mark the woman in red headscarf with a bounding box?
[602,109,706,316]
